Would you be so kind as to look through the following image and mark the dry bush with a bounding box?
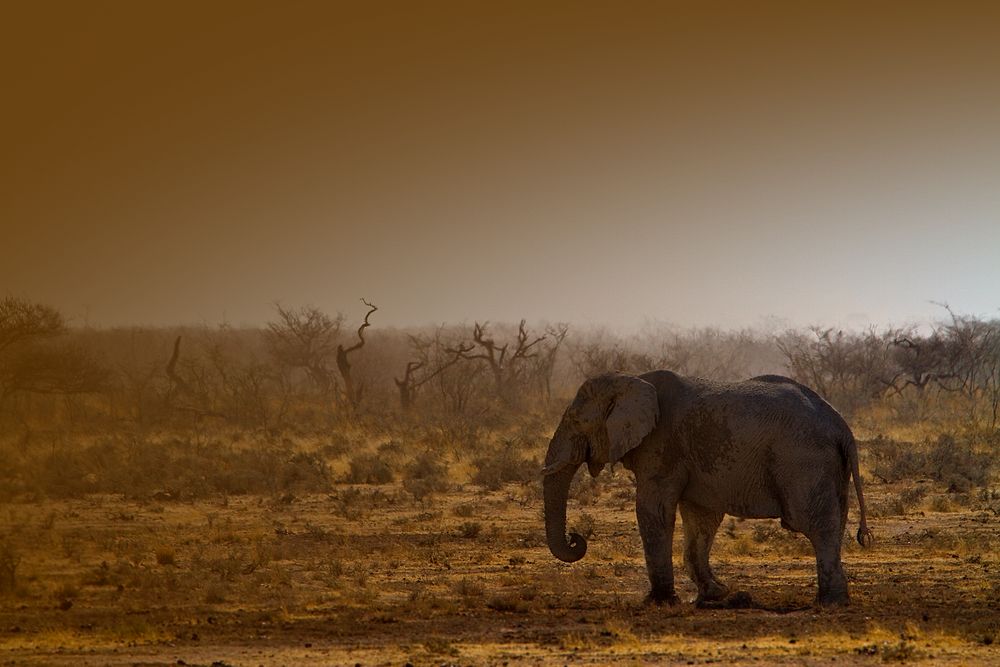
[203,584,228,604]
[0,541,20,594]
[868,433,994,491]
[929,495,957,512]
[452,577,484,599]
[457,521,482,538]
[280,451,332,491]
[375,439,407,464]
[402,451,450,500]
[320,432,353,458]
[1,434,333,500]
[869,495,907,518]
[485,593,530,613]
[569,474,603,506]
[868,486,931,517]
[344,452,394,485]
[50,581,80,609]
[155,545,177,566]
[571,512,596,540]
[471,441,539,491]
[900,484,929,508]
[452,503,477,517]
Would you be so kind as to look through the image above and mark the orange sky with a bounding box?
[3,1,999,329]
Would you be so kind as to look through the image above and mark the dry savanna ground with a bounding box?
[1,441,999,667]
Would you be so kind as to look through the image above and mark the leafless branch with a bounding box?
[336,299,378,410]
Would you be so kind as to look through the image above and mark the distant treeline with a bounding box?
[2,297,999,433]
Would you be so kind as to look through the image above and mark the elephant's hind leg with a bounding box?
[679,501,728,603]
[803,482,850,605]
[808,527,848,605]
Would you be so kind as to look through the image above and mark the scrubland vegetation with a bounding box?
[1,296,999,665]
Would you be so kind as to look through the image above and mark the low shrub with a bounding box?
[402,451,450,500]
[458,521,482,538]
[471,444,539,491]
[155,546,177,566]
[452,503,477,517]
[867,433,994,491]
[2,434,334,500]
[344,452,394,485]
[280,451,332,491]
[0,541,19,594]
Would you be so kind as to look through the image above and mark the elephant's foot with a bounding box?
[645,587,680,606]
[694,579,729,604]
[816,588,849,607]
[696,590,754,610]
[815,561,850,606]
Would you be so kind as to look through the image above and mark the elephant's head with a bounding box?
[542,373,659,562]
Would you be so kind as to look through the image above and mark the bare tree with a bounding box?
[114,329,167,424]
[435,351,486,414]
[930,304,1000,426]
[266,304,344,403]
[885,329,951,396]
[394,331,471,410]
[568,333,665,379]
[336,299,378,410]
[449,320,548,405]
[204,327,286,430]
[163,336,226,420]
[775,326,893,415]
[530,323,569,401]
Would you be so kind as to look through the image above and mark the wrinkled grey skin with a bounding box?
[543,371,872,606]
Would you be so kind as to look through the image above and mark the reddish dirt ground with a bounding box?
[1,477,999,665]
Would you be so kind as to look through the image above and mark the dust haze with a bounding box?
[3,1,1000,328]
[2,2,1000,665]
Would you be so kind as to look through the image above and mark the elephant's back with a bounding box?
[645,369,853,448]
[743,375,853,441]
[681,376,852,464]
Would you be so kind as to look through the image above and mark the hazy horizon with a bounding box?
[3,2,999,331]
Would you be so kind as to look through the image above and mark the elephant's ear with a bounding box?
[605,376,659,463]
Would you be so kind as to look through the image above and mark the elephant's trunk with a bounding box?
[543,464,587,562]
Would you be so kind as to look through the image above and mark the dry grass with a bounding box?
[0,421,998,665]
[0,469,998,665]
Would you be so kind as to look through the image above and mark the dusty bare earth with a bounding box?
[1,471,999,666]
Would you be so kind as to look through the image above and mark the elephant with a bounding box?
[542,370,873,606]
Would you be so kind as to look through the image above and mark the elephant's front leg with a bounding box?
[679,501,728,603]
[635,484,680,604]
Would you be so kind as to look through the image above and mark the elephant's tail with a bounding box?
[846,433,874,547]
